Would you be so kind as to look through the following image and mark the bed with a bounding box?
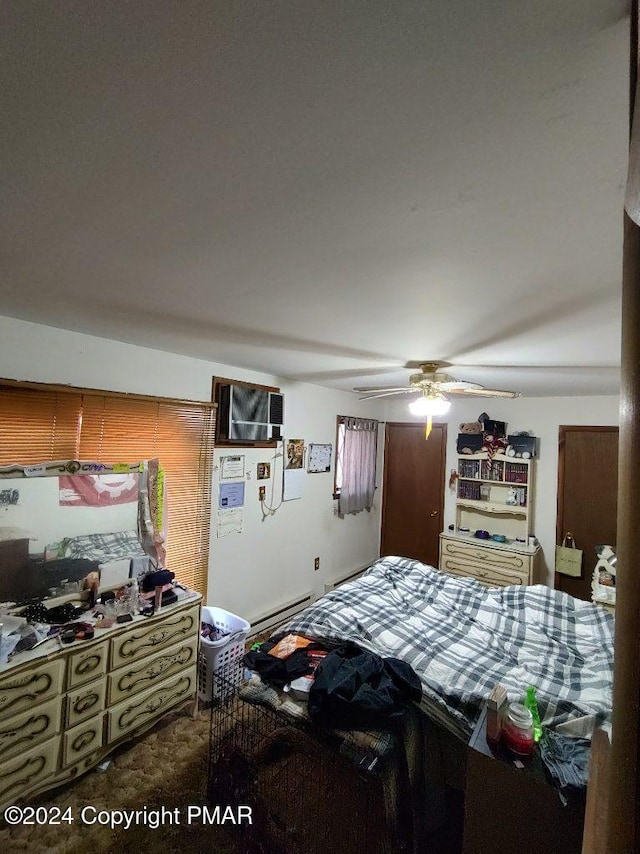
[272,555,615,746]
[58,530,151,587]
[226,556,613,853]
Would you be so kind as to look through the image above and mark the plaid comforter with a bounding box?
[61,530,147,562]
[276,556,614,737]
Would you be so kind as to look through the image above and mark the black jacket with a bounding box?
[308,642,422,729]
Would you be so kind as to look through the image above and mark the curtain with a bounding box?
[338,417,378,516]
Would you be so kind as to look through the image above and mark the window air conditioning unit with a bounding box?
[217,383,284,443]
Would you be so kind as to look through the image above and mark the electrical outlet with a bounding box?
[314,557,320,571]
[259,486,266,501]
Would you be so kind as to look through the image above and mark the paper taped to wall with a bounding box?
[217,508,243,537]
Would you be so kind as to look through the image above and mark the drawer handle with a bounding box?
[0,674,53,715]
[74,692,100,715]
[117,677,192,730]
[0,714,50,757]
[76,655,102,676]
[119,647,194,692]
[71,730,97,753]
[0,755,46,791]
[119,617,194,659]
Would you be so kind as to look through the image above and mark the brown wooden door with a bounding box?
[555,426,618,601]
[380,422,446,566]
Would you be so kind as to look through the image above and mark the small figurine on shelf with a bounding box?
[505,488,517,505]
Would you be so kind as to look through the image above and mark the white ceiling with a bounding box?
[0,1,630,397]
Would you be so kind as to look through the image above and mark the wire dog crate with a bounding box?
[207,672,399,854]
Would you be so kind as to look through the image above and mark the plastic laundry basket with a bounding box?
[198,606,251,703]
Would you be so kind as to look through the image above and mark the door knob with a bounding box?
[430,510,439,517]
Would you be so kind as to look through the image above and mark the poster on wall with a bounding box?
[59,473,139,506]
[285,439,305,469]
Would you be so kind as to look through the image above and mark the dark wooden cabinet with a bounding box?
[464,708,585,854]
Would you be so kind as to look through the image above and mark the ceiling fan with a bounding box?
[353,361,520,438]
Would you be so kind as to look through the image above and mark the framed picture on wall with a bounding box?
[308,443,332,473]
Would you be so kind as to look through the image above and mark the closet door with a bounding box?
[556,426,618,601]
[380,422,446,567]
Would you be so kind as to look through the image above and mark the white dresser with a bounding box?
[0,593,200,811]
[439,533,540,587]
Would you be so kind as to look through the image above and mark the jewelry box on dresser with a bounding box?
[0,592,201,811]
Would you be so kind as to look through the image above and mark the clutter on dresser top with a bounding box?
[0,566,193,665]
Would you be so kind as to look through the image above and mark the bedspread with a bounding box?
[275,555,614,739]
[61,530,147,562]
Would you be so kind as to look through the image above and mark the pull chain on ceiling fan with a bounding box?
[354,362,521,439]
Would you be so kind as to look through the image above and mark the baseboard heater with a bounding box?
[248,591,315,637]
[324,564,369,594]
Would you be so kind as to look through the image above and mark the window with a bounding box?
[333,416,378,516]
[211,376,283,446]
[0,381,215,596]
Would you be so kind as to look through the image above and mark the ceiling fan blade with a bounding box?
[358,389,417,400]
[434,380,483,391]
[445,387,520,399]
[353,386,412,393]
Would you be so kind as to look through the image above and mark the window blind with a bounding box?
[0,382,215,596]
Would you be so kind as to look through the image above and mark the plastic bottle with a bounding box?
[525,685,543,742]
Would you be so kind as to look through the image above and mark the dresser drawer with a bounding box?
[0,697,61,762]
[110,604,200,668]
[0,737,58,810]
[108,637,198,706]
[66,679,107,728]
[107,668,197,742]
[440,555,529,587]
[61,719,103,768]
[440,538,528,572]
[67,642,108,690]
[0,658,64,719]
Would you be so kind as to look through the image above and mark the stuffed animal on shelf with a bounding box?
[482,433,508,459]
[506,445,532,459]
[457,421,484,455]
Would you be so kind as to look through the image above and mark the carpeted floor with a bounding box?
[1,700,465,854]
[0,706,244,854]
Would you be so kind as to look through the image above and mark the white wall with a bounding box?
[0,315,383,622]
[384,394,620,585]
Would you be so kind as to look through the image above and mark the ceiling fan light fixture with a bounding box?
[408,393,451,417]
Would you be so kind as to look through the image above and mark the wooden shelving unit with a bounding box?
[439,453,540,587]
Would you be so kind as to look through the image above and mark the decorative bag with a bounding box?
[555,535,583,577]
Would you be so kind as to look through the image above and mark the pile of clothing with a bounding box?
[201,621,229,642]
[244,634,421,730]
